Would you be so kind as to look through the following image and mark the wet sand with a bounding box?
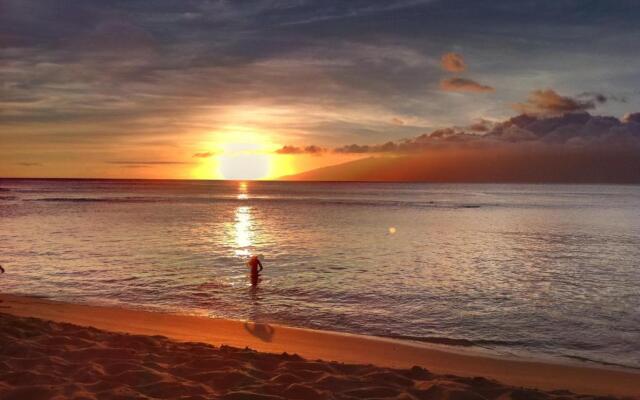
[1,294,639,399]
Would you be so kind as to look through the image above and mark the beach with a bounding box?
[1,294,639,399]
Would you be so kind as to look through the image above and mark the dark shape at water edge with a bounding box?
[243,322,275,342]
[281,147,640,183]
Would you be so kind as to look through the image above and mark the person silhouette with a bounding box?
[247,255,263,286]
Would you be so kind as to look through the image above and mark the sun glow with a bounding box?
[190,125,299,180]
[189,121,358,180]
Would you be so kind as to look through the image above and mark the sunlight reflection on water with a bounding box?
[233,182,254,257]
[234,206,253,257]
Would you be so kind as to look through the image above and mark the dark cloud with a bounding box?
[486,112,640,146]
[276,145,326,154]
[440,78,494,93]
[334,144,370,153]
[334,142,398,154]
[330,110,640,154]
[468,119,495,132]
[513,89,595,115]
[579,92,608,104]
[16,162,42,167]
[441,52,466,72]
[578,92,627,104]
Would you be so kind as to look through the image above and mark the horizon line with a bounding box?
[1,177,640,185]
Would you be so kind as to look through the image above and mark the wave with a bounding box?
[383,334,530,348]
[25,196,488,210]
[384,334,475,347]
[26,197,160,203]
[385,334,640,370]
[563,354,640,371]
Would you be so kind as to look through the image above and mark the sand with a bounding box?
[1,294,639,399]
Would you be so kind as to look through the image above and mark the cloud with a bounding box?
[16,162,42,167]
[275,145,327,154]
[107,161,193,166]
[577,92,627,104]
[193,152,214,158]
[334,142,398,154]
[441,52,466,72]
[440,77,494,93]
[330,109,640,154]
[223,86,640,158]
[513,89,595,115]
[391,117,405,125]
[578,92,607,104]
[624,112,640,123]
[468,119,495,132]
[334,144,372,153]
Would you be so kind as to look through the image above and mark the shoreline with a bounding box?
[9,293,636,373]
[1,294,639,397]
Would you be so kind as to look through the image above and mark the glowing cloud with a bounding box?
[276,145,326,155]
[441,52,466,72]
[513,89,595,115]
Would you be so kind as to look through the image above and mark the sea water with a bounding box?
[1,179,639,369]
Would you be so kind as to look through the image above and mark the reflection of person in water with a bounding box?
[0,264,4,273]
[247,255,263,286]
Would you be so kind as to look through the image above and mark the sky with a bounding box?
[2,0,640,180]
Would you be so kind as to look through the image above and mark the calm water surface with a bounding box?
[1,179,639,369]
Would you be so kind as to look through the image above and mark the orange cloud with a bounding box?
[440,77,494,93]
[107,161,192,166]
[193,152,215,158]
[441,52,466,72]
[513,89,594,115]
[275,145,326,155]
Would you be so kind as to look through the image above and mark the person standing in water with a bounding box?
[247,255,263,286]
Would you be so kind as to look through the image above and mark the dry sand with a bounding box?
[1,294,639,399]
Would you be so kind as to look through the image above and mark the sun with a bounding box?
[218,153,270,180]
[216,141,272,180]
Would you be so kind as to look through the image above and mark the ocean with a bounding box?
[1,179,639,369]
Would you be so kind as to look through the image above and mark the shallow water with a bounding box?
[1,179,639,369]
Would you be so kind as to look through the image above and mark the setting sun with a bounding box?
[219,153,270,180]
